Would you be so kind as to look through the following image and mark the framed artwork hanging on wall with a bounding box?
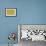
[5,8,17,17]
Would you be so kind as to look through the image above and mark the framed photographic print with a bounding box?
[5,8,17,17]
[18,24,46,42]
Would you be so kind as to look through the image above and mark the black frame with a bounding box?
[5,8,17,17]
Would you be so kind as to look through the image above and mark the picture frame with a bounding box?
[5,8,17,17]
[18,24,46,42]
